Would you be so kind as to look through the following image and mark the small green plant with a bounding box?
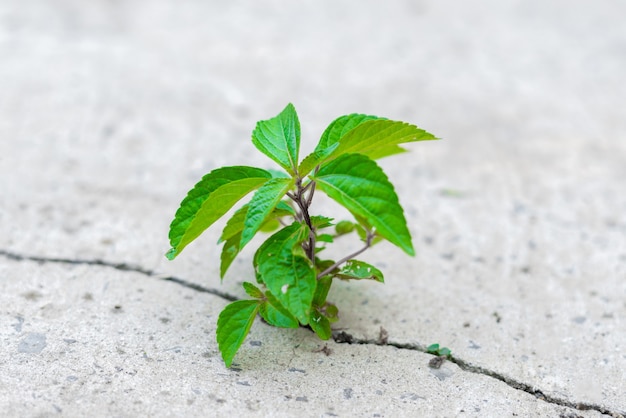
[427,343,452,358]
[166,103,438,366]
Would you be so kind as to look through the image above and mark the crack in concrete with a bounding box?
[331,332,624,418]
[1,249,623,417]
[0,249,237,302]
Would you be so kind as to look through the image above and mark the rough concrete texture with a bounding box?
[1,1,625,417]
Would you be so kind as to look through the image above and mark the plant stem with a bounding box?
[305,181,316,208]
[289,174,374,278]
[316,230,374,278]
[289,177,317,262]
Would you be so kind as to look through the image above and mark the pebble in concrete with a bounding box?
[17,333,47,354]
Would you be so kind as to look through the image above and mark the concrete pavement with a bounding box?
[1,1,625,416]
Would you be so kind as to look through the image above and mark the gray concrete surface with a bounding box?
[1,1,625,417]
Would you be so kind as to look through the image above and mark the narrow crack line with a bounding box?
[0,249,154,275]
[331,331,625,418]
[161,276,237,302]
[0,249,238,302]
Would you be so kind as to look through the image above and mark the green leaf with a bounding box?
[316,113,382,151]
[427,343,440,354]
[354,224,367,241]
[335,220,355,235]
[313,276,333,305]
[220,232,242,278]
[439,347,452,357]
[364,144,408,160]
[254,223,309,275]
[242,282,264,299]
[324,119,437,163]
[259,253,315,325]
[426,343,451,357]
[259,291,299,328]
[218,205,249,244]
[216,300,260,367]
[275,200,297,216]
[218,201,295,278]
[252,103,301,174]
[240,177,294,249]
[166,166,271,260]
[310,215,334,229]
[259,219,280,233]
[313,153,414,256]
[317,234,334,243]
[219,201,294,244]
[335,260,384,283]
[307,115,387,175]
[301,115,436,172]
[309,308,331,340]
[255,223,316,324]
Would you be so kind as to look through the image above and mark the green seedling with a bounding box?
[166,103,438,367]
[427,343,452,358]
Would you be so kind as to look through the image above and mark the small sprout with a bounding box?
[166,103,438,366]
[427,343,452,358]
